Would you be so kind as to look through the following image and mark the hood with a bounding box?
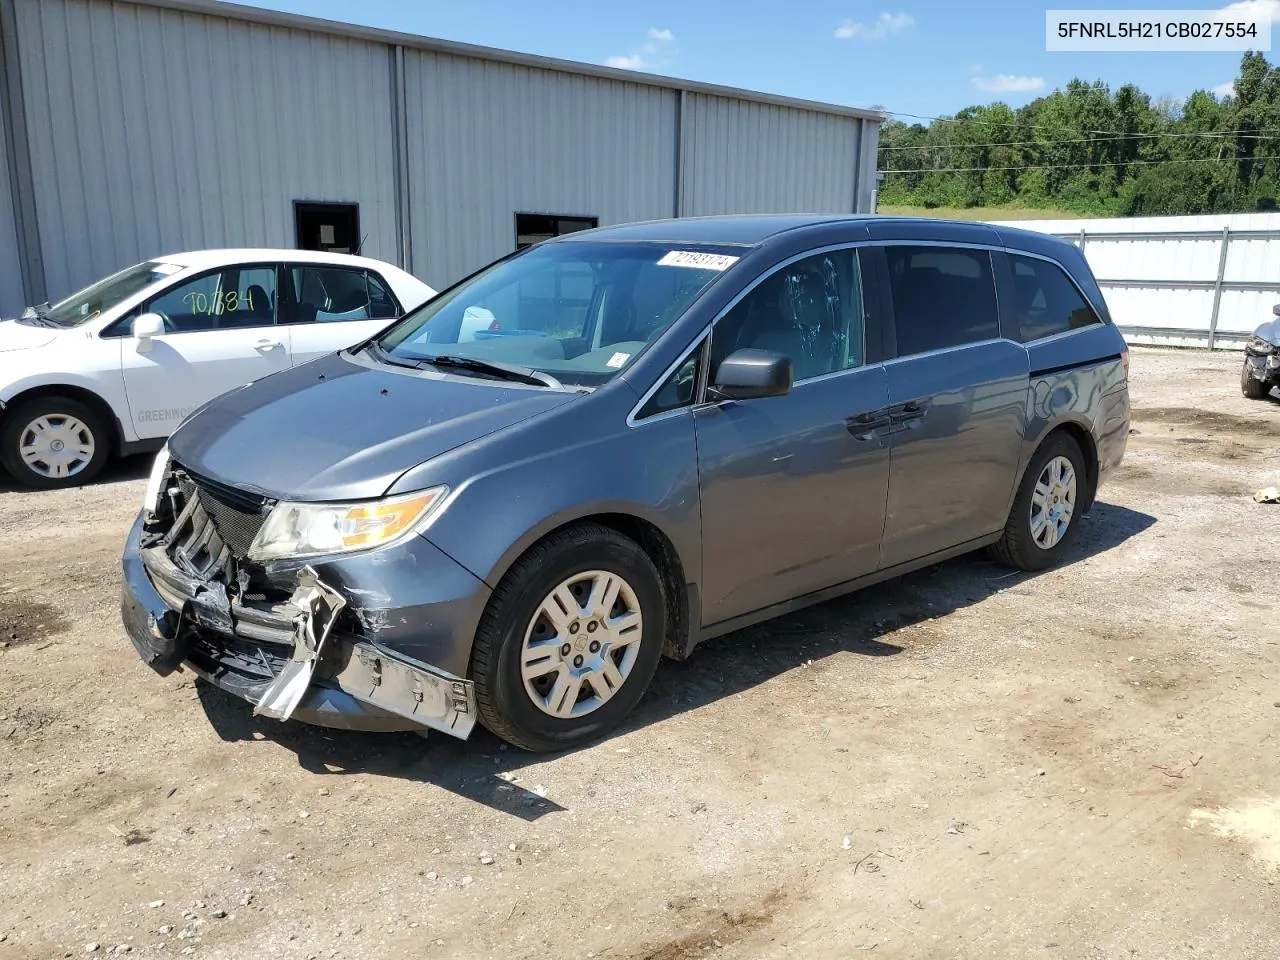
[0,318,59,352]
[168,352,580,501]
[1254,319,1279,345]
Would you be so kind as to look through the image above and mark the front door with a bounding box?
[283,264,402,366]
[694,248,892,627]
[873,244,1029,567]
[121,264,291,439]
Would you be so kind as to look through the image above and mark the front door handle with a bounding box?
[255,339,283,352]
[890,397,933,423]
[846,408,892,441]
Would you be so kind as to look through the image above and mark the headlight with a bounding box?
[247,486,449,561]
[143,445,171,517]
[1248,335,1277,354]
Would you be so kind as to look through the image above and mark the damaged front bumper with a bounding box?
[1244,350,1280,385]
[121,513,479,738]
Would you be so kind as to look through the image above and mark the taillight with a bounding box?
[1121,348,1130,379]
[488,318,501,331]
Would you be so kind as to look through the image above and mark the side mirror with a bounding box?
[132,313,165,353]
[709,348,793,402]
[1272,304,1280,318]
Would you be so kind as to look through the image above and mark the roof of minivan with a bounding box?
[153,249,407,272]
[563,215,1072,250]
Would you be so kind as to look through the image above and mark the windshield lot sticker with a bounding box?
[658,251,739,271]
[607,352,631,368]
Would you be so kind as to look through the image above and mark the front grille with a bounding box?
[186,630,290,688]
[162,464,271,569]
[194,486,267,558]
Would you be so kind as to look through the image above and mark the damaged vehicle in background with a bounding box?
[121,215,1130,752]
[1242,304,1280,400]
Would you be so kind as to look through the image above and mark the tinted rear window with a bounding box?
[885,246,999,355]
[1006,253,1101,343]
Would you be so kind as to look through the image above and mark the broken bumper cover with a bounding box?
[121,513,480,738]
[1244,352,1280,383]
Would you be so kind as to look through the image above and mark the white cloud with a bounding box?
[606,54,648,69]
[607,27,675,71]
[1213,80,1237,97]
[971,72,1045,93]
[1217,0,1280,22]
[834,11,914,40]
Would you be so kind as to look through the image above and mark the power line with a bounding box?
[879,131,1280,151]
[881,154,1280,174]
[878,108,1276,141]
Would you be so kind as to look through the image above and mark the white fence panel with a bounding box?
[986,212,1280,348]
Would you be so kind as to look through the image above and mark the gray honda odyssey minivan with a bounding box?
[122,215,1130,752]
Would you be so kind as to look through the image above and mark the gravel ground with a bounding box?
[1,345,1279,960]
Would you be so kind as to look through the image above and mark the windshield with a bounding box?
[376,242,738,387]
[43,260,185,327]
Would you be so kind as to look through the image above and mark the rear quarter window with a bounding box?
[1006,253,1101,343]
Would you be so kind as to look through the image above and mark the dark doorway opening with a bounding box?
[515,212,598,250]
[295,202,361,255]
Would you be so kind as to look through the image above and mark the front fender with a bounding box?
[0,367,134,442]
[420,412,702,594]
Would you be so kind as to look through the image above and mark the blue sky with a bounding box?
[237,0,1279,118]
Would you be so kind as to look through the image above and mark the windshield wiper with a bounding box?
[363,341,420,370]
[16,314,57,328]
[416,354,563,389]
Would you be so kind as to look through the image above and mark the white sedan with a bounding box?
[0,249,435,489]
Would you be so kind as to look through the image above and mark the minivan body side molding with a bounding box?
[1030,353,1122,379]
[688,530,1002,650]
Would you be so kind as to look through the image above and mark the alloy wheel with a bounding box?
[520,570,644,719]
[1029,454,1076,550]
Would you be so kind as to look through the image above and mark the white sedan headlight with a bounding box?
[143,445,171,517]
[247,487,449,561]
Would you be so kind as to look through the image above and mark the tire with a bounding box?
[989,432,1086,573]
[0,396,111,490]
[1242,360,1272,400]
[470,523,667,752]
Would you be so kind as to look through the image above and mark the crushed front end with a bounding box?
[121,459,489,738]
[1244,331,1280,389]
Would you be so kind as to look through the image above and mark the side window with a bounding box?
[1006,253,1101,342]
[710,249,863,383]
[289,266,392,323]
[636,340,705,420]
[143,266,277,332]
[884,246,998,355]
[365,273,401,320]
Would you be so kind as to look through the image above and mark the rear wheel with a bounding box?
[989,433,1085,572]
[1242,360,1272,400]
[470,523,666,752]
[0,396,110,490]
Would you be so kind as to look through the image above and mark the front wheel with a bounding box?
[0,396,111,490]
[470,523,667,752]
[1242,360,1272,400]
[989,433,1085,572]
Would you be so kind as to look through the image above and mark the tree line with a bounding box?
[877,51,1280,216]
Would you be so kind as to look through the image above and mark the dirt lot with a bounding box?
[2,345,1279,960]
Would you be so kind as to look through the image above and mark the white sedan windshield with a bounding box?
[43,261,184,328]
[377,242,737,387]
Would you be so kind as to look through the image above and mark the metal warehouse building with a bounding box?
[0,0,883,316]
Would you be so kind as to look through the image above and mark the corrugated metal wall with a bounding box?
[0,77,24,316]
[0,0,882,307]
[14,0,399,302]
[681,94,863,217]
[403,52,679,285]
[990,212,1280,348]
